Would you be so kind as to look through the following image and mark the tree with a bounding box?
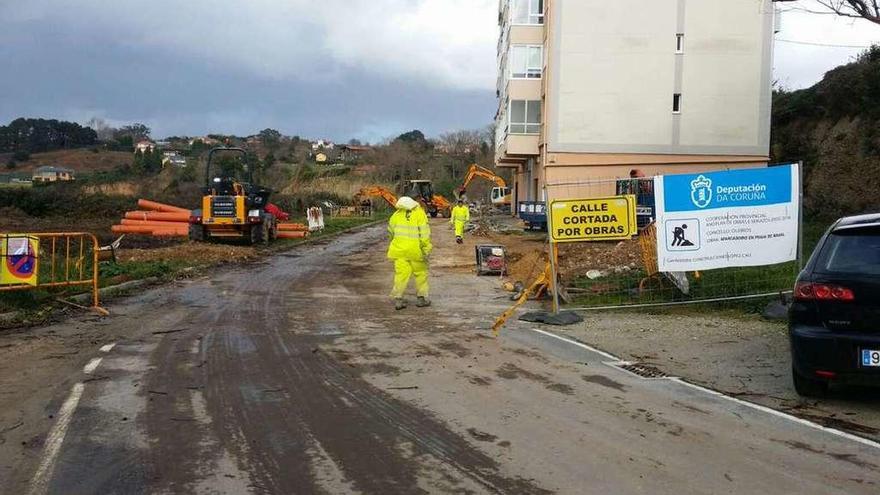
[776,0,880,25]
[347,138,363,146]
[264,152,277,169]
[258,128,282,150]
[0,118,97,153]
[86,117,117,141]
[116,123,151,142]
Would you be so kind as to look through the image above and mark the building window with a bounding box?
[510,100,542,134]
[511,0,544,25]
[676,33,684,53]
[673,93,682,114]
[510,45,543,79]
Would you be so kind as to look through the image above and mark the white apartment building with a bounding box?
[495,0,777,207]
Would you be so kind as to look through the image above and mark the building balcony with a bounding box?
[496,133,540,166]
[502,77,541,103]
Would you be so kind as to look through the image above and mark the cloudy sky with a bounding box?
[0,0,876,142]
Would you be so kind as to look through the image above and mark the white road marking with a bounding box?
[99,343,116,353]
[669,377,880,450]
[530,328,622,362]
[529,327,880,451]
[82,358,103,375]
[27,383,85,495]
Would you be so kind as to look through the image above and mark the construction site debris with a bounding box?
[518,311,584,326]
[557,238,642,283]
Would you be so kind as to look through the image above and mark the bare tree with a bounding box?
[776,0,880,25]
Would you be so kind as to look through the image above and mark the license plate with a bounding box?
[862,349,880,367]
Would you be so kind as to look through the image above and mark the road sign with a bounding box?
[1,235,39,286]
[654,164,800,271]
[549,195,637,243]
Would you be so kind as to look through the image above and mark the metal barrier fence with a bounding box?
[544,177,801,311]
[0,232,107,314]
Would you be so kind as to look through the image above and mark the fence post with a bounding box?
[544,185,561,314]
[797,160,805,273]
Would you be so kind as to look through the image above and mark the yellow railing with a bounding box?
[0,232,107,315]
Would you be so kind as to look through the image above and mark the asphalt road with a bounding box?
[2,221,879,494]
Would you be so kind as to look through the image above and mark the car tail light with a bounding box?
[794,282,855,302]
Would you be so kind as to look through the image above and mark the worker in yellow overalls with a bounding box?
[387,197,432,310]
[451,198,470,244]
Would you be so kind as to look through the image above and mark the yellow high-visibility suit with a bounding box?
[451,204,470,238]
[387,197,432,299]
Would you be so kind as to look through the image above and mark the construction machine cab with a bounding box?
[189,147,278,244]
[405,179,450,218]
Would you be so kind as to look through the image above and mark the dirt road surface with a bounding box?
[1,218,878,494]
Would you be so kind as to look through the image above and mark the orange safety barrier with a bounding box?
[137,199,190,214]
[124,211,191,222]
[0,232,108,315]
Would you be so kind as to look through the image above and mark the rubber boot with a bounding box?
[395,298,407,310]
[416,296,431,308]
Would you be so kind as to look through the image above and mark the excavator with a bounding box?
[355,186,398,208]
[457,164,511,206]
[355,180,451,217]
[406,179,450,217]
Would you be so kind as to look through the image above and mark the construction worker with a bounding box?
[451,198,470,244]
[387,196,432,310]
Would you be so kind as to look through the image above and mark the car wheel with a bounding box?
[792,367,828,397]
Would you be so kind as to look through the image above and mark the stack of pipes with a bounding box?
[276,222,309,239]
[111,199,311,240]
[111,199,191,237]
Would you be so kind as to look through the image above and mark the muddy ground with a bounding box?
[554,312,880,442]
[0,212,877,494]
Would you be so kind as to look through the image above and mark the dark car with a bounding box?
[790,213,880,396]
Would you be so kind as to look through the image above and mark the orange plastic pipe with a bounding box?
[152,230,188,237]
[137,199,190,214]
[112,225,157,234]
[124,211,191,222]
[277,223,308,231]
[276,231,308,239]
[120,219,188,226]
[112,225,188,234]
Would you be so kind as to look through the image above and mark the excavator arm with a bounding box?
[355,186,398,208]
[460,164,508,193]
[457,164,512,206]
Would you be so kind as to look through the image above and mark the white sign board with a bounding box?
[307,207,325,231]
[655,164,800,272]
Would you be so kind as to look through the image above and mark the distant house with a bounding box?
[188,136,221,147]
[135,140,156,153]
[162,154,188,168]
[312,139,335,151]
[32,166,75,183]
[339,144,372,162]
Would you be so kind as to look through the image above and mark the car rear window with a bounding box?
[817,227,880,275]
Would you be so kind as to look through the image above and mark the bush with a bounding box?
[0,183,134,217]
[12,150,30,162]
